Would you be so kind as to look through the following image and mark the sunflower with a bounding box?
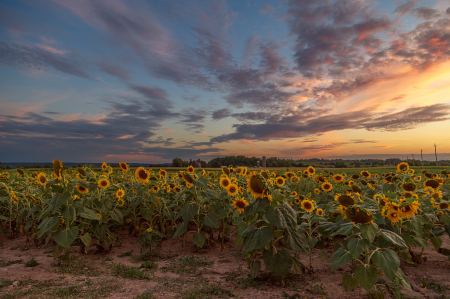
[321,182,333,192]
[399,201,420,219]
[159,169,167,178]
[78,168,86,176]
[76,185,89,194]
[152,185,160,192]
[222,167,230,175]
[231,197,249,213]
[351,174,360,180]
[360,170,371,178]
[173,186,181,193]
[386,211,402,225]
[291,176,300,184]
[424,179,440,189]
[291,191,297,196]
[404,192,418,200]
[275,177,285,186]
[335,194,355,206]
[246,172,268,198]
[316,208,324,216]
[301,199,315,213]
[135,167,149,183]
[117,198,125,207]
[431,190,443,199]
[260,171,270,180]
[397,162,409,172]
[180,171,194,184]
[146,227,153,233]
[97,178,110,189]
[187,166,195,174]
[115,188,125,199]
[367,183,375,191]
[227,184,239,196]
[53,159,63,180]
[220,177,232,189]
[306,166,315,175]
[119,161,129,174]
[438,202,449,210]
[25,194,39,202]
[333,174,344,183]
[37,173,47,185]
[102,162,107,171]
[285,171,295,179]
[345,206,373,224]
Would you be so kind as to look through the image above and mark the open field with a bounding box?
[1,162,450,298]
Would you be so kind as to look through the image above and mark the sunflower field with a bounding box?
[1,160,450,297]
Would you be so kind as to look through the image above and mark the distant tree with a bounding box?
[172,157,183,167]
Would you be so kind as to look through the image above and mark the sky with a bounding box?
[1,0,450,163]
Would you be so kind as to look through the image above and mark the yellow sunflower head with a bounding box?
[115,188,125,198]
[333,174,344,183]
[360,170,371,178]
[424,179,440,190]
[301,199,315,213]
[345,206,373,224]
[321,182,333,192]
[316,208,324,216]
[275,177,285,186]
[119,161,129,173]
[386,210,402,225]
[246,172,269,198]
[220,177,232,189]
[335,194,355,207]
[135,167,149,183]
[159,169,167,177]
[117,198,125,207]
[152,185,160,192]
[399,201,420,219]
[291,176,300,184]
[37,173,47,185]
[231,197,249,213]
[97,178,110,189]
[102,162,107,171]
[306,166,315,175]
[52,159,63,180]
[227,184,239,196]
[187,166,195,174]
[76,185,89,194]
[397,162,409,172]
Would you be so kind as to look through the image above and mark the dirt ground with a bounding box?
[1,231,450,299]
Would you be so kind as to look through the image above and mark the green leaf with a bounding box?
[392,268,411,290]
[80,233,92,246]
[92,223,107,239]
[342,272,359,291]
[440,213,450,225]
[173,222,188,238]
[369,291,385,299]
[347,238,370,259]
[51,192,71,213]
[400,233,412,247]
[372,249,399,280]
[52,244,64,259]
[79,208,100,220]
[193,232,206,248]
[61,206,76,219]
[266,202,297,231]
[354,265,378,292]
[109,210,124,225]
[140,208,154,218]
[54,227,79,249]
[242,227,274,254]
[284,230,308,252]
[331,247,353,271]
[360,222,378,243]
[248,260,261,279]
[263,248,293,278]
[307,236,318,249]
[413,236,428,248]
[37,216,59,238]
[332,223,353,236]
[319,250,328,261]
[405,216,422,236]
[180,204,199,223]
[430,236,442,250]
[292,254,305,275]
[201,211,220,228]
[380,229,406,249]
[244,197,270,216]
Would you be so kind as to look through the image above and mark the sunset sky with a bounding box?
[1,0,450,163]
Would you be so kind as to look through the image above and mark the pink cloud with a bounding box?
[36,44,65,54]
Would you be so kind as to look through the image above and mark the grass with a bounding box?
[117,250,134,258]
[110,263,151,280]
[140,260,158,270]
[160,255,213,275]
[182,283,234,299]
[0,279,14,289]
[0,259,22,267]
[134,291,156,299]
[420,278,450,293]
[55,258,102,276]
[25,257,39,267]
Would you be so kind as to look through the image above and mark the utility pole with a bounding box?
[434,144,438,166]
[412,154,415,166]
[421,149,423,164]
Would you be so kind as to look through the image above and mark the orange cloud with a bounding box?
[36,44,65,54]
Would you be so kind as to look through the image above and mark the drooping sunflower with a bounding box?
[260,171,270,180]
[102,162,107,171]
[399,201,420,219]
[291,176,300,184]
[117,198,125,207]
[424,179,440,189]
[222,167,230,175]
[135,167,149,183]
[97,178,110,189]
[220,176,232,189]
[285,171,295,179]
[321,182,333,192]
[386,210,402,225]
[187,166,195,174]
[333,174,344,183]
[115,188,125,199]
[76,185,89,194]
[397,162,409,172]
[438,202,449,210]
[231,197,249,213]
[345,206,373,224]
[351,174,360,180]
[301,199,315,213]
[335,194,355,206]
[275,177,285,186]
[37,173,47,185]
[119,161,129,174]
[227,184,239,196]
[53,159,63,180]
[246,172,268,198]
[316,208,324,216]
[360,170,371,178]
[159,169,167,178]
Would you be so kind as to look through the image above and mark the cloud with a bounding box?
[0,42,92,80]
[259,4,274,15]
[394,1,418,15]
[390,94,407,101]
[99,58,131,82]
[212,108,231,120]
[411,7,441,20]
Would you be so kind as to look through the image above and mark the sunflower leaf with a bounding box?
[266,202,297,231]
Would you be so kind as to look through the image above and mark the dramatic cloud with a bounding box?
[394,1,418,15]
